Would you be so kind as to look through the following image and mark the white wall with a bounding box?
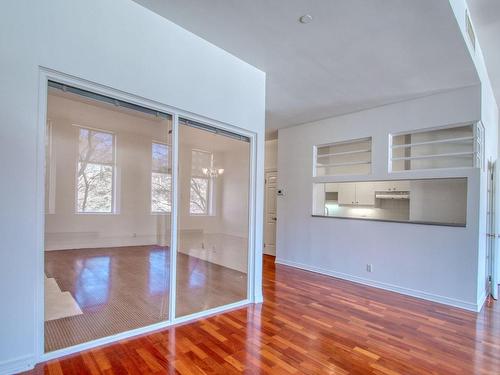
[0,1,265,372]
[277,85,483,312]
[408,179,467,224]
[448,0,500,310]
[220,145,250,238]
[45,93,173,250]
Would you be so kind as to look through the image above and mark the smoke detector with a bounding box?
[299,14,313,24]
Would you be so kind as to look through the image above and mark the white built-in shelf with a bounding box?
[316,161,372,168]
[390,124,482,172]
[391,136,474,149]
[392,151,475,161]
[316,149,372,158]
[314,137,372,176]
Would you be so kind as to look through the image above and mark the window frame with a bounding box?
[45,120,56,215]
[151,141,172,214]
[74,125,116,214]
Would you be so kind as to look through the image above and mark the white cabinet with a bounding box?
[374,180,410,192]
[355,183,376,205]
[337,182,375,206]
[325,183,339,192]
[338,183,356,205]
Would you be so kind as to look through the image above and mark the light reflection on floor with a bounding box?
[74,256,111,310]
[148,249,168,295]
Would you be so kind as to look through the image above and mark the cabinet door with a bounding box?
[338,183,356,205]
[355,182,376,205]
[325,183,339,192]
[373,180,410,192]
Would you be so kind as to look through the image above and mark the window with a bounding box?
[45,120,56,214]
[151,142,171,213]
[314,137,372,177]
[190,149,212,215]
[77,127,115,213]
[390,124,480,172]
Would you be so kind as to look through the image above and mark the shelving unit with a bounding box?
[390,124,481,172]
[314,137,372,176]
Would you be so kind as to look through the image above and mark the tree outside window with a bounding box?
[151,142,172,213]
[77,128,114,213]
[190,150,212,215]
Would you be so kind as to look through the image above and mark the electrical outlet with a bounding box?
[366,264,373,272]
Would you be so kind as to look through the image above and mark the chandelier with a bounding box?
[202,167,224,178]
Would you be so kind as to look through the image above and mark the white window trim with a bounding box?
[45,120,56,215]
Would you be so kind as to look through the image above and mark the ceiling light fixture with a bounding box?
[202,167,224,178]
[299,14,313,24]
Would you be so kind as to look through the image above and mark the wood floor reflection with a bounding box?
[44,246,247,352]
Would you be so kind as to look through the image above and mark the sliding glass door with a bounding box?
[44,83,172,352]
[43,80,253,354]
[175,118,250,318]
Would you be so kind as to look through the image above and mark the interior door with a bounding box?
[264,171,277,255]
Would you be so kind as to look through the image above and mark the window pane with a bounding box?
[191,150,211,177]
[77,162,113,212]
[190,177,208,214]
[152,143,169,173]
[151,172,171,212]
[79,128,113,164]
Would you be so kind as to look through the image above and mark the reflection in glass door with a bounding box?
[44,82,172,352]
[176,118,250,317]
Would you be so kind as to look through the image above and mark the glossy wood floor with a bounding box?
[44,246,246,352]
[29,255,500,374]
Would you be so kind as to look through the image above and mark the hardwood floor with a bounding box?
[44,246,246,352]
[30,255,500,374]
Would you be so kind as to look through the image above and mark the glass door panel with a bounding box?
[175,119,250,318]
[44,83,172,352]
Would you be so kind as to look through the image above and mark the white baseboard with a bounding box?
[476,290,488,312]
[45,236,159,251]
[275,258,482,312]
[0,354,35,375]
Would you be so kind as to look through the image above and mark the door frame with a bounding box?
[35,67,259,362]
[492,160,499,299]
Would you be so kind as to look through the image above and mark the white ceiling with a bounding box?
[467,0,500,109]
[134,0,479,136]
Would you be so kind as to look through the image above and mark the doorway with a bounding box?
[489,160,499,300]
[264,171,277,255]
